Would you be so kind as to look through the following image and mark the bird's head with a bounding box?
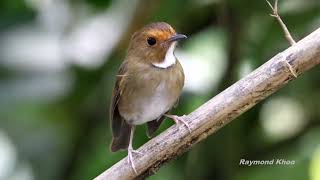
[127,22,187,68]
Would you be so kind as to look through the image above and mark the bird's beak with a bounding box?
[167,34,187,43]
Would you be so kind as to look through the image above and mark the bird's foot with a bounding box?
[127,148,142,174]
[130,149,143,155]
[165,114,191,133]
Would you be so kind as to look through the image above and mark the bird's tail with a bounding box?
[110,118,131,152]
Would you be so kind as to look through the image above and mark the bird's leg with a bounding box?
[127,126,142,174]
[128,126,143,155]
[164,114,191,133]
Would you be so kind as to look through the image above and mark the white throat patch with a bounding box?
[152,42,177,68]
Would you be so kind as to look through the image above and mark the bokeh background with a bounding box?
[0,0,320,180]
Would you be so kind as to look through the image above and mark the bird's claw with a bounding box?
[130,149,143,155]
[127,148,143,174]
[128,149,138,174]
[166,114,191,133]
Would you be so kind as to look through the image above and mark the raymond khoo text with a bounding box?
[239,159,295,166]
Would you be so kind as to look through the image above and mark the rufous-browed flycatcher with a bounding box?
[109,22,189,174]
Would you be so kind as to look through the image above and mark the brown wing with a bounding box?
[110,61,127,136]
[109,61,131,151]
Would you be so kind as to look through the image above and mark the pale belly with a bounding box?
[119,82,177,125]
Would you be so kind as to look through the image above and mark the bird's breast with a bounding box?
[134,81,173,124]
[118,63,184,125]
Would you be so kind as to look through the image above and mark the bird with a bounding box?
[109,22,189,174]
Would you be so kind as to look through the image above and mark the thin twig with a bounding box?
[266,0,297,77]
[266,0,296,45]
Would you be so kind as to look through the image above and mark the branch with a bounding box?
[94,27,320,180]
[266,0,296,45]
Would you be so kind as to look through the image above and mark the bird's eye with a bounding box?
[147,37,156,46]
